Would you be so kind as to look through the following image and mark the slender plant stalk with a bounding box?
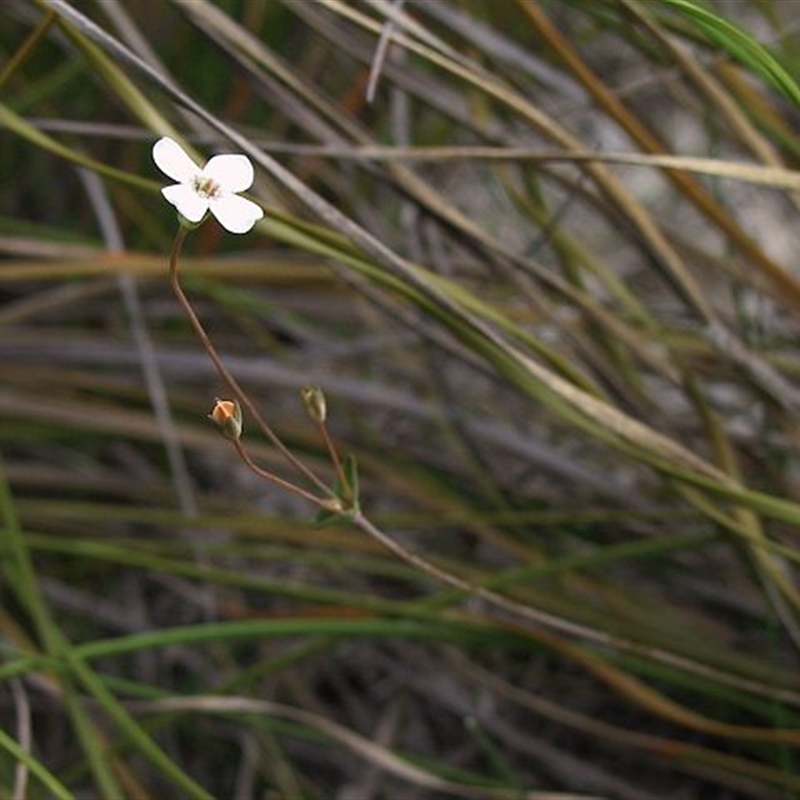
[169,227,332,497]
[170,224,799,705]
[232,438,333,509]
[318,421,350,501]
[0,8,56,91]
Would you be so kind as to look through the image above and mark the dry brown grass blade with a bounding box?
[134,695,603,800]
[319,0,717,323]
[516,0,800,313]
[453,655,800,796]
[176,0,633,392]
[10,1,800,795]
[45,0,800,528]
[620,0,785,168]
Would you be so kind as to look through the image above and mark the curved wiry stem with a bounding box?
[168,228,332,498]
[232,438,336,511]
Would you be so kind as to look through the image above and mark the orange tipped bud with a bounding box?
[209,398,242,441]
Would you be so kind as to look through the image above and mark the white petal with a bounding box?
[162,184,209,222]
[204,154,254,193]
[153,137,199,183]
[209,194,264,234]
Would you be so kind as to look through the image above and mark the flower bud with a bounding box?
[209,398,242,441]
[300,386,327,425]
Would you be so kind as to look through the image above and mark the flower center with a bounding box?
[193,175,222,199]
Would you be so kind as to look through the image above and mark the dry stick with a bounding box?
[168,228,332,498]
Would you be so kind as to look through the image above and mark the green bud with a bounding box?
[301,386,327,424]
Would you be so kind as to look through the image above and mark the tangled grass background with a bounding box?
[4,1,800,797]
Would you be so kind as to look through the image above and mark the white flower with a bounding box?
[152,137,264,234]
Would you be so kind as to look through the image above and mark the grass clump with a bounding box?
[3,1,800,797]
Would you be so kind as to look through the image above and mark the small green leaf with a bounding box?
[342,454,359,506]
[314,510,357,527]
[314,505,343,528]
[313,455,360,526]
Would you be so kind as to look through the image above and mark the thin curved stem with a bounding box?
[168,228,332,497]
[232,439,332,510]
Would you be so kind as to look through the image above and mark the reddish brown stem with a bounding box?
[232,439,332,510]
[168,228,332,498]
[318,422,350,501]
